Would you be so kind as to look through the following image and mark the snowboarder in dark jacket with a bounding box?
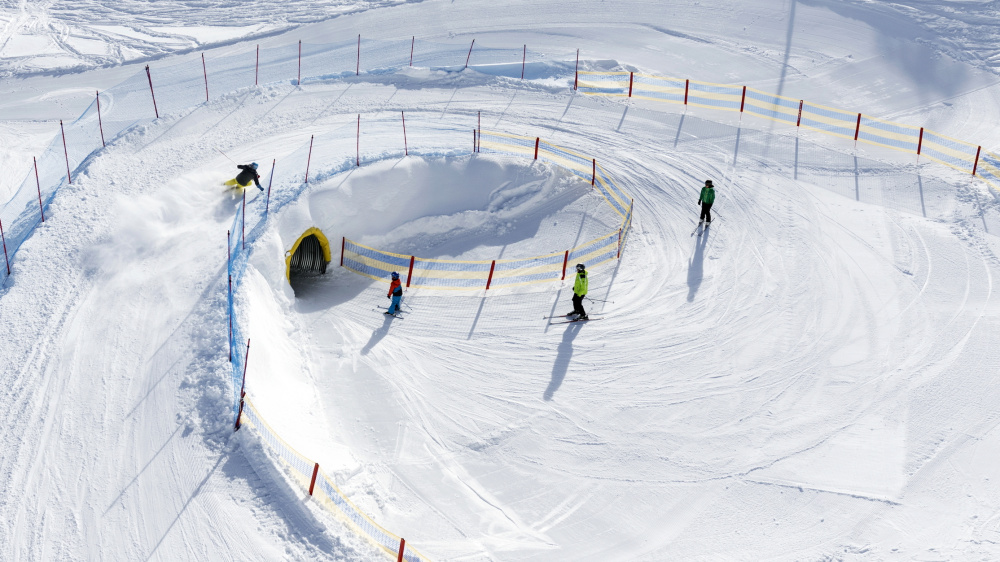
[698,179,715,224]
[225,162,263,191]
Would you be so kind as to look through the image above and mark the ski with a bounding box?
[543,314,582,319]
[698,222,713,236]
[691,222,703,236]
[548,316,603,325]
[374,308,403,318]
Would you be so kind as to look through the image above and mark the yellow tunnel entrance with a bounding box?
[286,227,331,282]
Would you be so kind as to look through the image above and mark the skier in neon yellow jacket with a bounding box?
[568,263,588,320]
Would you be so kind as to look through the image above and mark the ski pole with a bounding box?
[586,296,613,304]
[214,147,238,165]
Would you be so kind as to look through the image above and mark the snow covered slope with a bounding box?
[2,0,1000,560]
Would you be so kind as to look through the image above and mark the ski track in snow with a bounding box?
[3,0,1000,560]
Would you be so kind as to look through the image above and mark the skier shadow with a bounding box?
[686,225,710,302]
[361,313,395,355]
[545,322,583,401]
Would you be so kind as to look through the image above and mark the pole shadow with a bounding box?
[545,322,583,401]
[854,154,861,201]
[467,296,487,340]
[686,225,710,302]
[673,112,686,149]
[793,135,799,180]
[917,170,927,217]
[733,126,742,166]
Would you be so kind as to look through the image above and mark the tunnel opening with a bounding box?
[286,228,331,285]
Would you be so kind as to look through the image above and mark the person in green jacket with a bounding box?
[698,179,715,224]
[568,263,589,320]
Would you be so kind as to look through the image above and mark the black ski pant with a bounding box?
[700,202,713,222]
[572,294,586,316]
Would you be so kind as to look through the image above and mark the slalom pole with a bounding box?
[521,44,526,79]
[0,218,9,276]
[464,38,475,69]
[60,120,72,184]
[401,111,408,156]
[202,53,209,101]
[96,91,105,147]
[145,65,159,118]
[215,147,237,165]
[34,157,44,222]
[234,338,250,431]
[265,159,275,213]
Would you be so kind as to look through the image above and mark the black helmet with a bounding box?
[391,271,399,280]
[575,263,585,272]
[705,179,713,187]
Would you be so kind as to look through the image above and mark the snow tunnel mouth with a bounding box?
[286,227,331,291]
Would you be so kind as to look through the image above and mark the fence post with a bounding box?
[617,228,622,259]
[397,538,406,562]
[521,44,526,79]
[401,111,408,156]
[234,338,250,431]
[628,72,634,97]
[297,40,302,86]
[406,256,415,287]
[34,157,44,221]
[60,120,72,184]
[739,85,746,114]
[473,129,477,153]
[574,49,579,91]
[973,146,982,176]
[145,65,159,118]
[255,44,259,86]
[241,189,246,250]
[340,237,345,267]
[854,113,861,146]
[265,159,275,214]
[796,100,803,127]
[0,219,9,275]
[561,250,569,280]
[356,34,361,75]
[308,463,319,495]
[592,158,596,186]
[356,114,360,167]
[305,135,314,183]
[96,91,106,147]
[684,79,689,105]
[485,260,496,290]
[534,137,540,159]
[464,38,475,69]
[409,36,414,66]
[202,53,209,101]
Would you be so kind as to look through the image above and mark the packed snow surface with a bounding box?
[3,0,1000,560]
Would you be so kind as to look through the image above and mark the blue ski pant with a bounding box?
[388,294,402,314]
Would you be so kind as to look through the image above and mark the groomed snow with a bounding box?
[3,1,1000,560]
